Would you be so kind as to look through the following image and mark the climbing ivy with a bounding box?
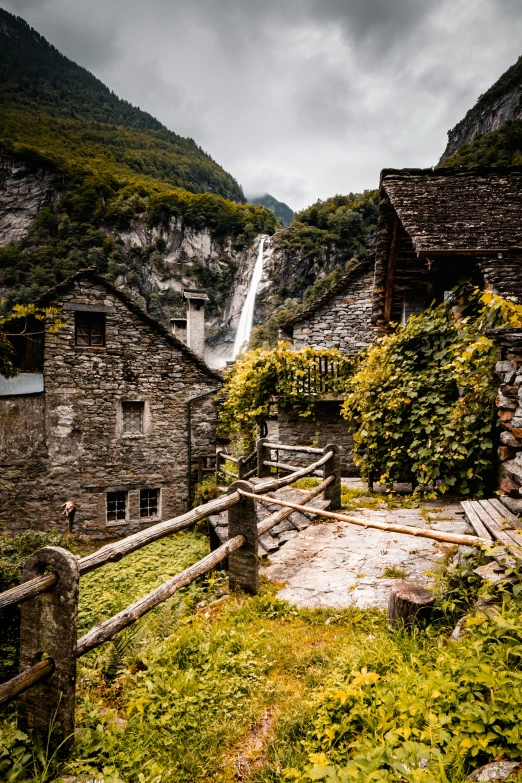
[342,290,522,496]
[218,344,354,442]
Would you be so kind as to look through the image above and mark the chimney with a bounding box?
[170,317,187,345]
[183,290,209,358]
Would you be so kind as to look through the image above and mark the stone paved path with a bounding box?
[262,480,473,609]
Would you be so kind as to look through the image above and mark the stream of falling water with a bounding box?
[233,235,266,358]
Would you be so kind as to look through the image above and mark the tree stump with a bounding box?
[387,582,435,629]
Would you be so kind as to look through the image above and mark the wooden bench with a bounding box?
[461,498,522,549]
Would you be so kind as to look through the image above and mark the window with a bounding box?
[107,491,127,523]
[75,312,105,346]
[140,488,160,519]
[122,401,145,435]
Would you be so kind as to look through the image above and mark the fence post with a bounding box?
[227,480,259,594]
[322,444,342,511]
[215,450,223,484]
[17,546,79,749]
[257,437,271,478]
[238,456,247,480]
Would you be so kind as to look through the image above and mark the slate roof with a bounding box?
[381,165,522,254]
[36,269,221,382]
[280,255,375,331]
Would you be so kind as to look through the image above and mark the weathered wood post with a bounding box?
[18,547,79,748]
[227,480,259,593]
[322,443,342,511]
[215,449,223,483]
[257,438,271,478]
[238,456,247,480]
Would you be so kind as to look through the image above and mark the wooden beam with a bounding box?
[383,213,400,322]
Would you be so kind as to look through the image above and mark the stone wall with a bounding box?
[278,401,356,476]
[0,276,218,536]
[493,329,522,515]
[291,263,375,354]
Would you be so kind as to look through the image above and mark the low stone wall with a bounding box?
[277,401,357,476]
[493,328,522,514]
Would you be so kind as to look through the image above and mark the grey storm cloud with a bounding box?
[4,0,522,209]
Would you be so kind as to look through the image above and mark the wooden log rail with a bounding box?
[237,489,491,548]
[263,459,323,478]
[0,438,340,728]
[0,449,334,615]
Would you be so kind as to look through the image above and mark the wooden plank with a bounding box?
[242,490,487,546]
[383,214,399,322]
[469,501,517,547]
[489,498,522,531]
[256,450,333,493]
[263,460,322,477]
[461,501,493,541]
[479,500,522,547]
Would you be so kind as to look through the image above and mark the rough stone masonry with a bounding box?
[0,270,219,537]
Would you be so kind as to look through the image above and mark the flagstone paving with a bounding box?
[261,480,473,609]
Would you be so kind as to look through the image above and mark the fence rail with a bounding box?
[0,439,341,749]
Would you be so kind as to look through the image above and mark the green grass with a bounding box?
[3,532,522,783]
[380,566,407,579]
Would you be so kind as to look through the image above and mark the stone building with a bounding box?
[373,165,522,327]
[280,256,375,354]
[277,257,376,476]
[0,270,220,536]
[276,165,522,477]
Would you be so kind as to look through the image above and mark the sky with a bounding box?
[5,0,522,210]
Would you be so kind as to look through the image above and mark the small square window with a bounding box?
[140,488,160,519]
[122,401,144,435]
[75,312,106,346]
[107,491,127,523]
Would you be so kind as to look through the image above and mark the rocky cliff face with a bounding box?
[0,156,57,244]
[0,156,361,366]
[441,57,522,161]
[0,155,263,366]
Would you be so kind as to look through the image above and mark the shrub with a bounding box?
[342,289,522,496]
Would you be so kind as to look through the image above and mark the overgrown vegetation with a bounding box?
[3,530,522,782]
[278,191,377,261]
[219,344,353,444]
[343,289,522,496]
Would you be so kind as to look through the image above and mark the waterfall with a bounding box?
[233,235,266,358]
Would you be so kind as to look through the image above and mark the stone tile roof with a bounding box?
[280,255,375,330]
[381,165,522,254]
[36,269,221,382]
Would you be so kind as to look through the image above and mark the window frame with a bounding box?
[106,490,128,526]
[75,311,106,347]
[139,488,161,520]
[121,400,146,437]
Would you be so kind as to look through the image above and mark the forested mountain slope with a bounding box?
[0,9,278,324]
[0,8,244,201]
[440,55,522,164]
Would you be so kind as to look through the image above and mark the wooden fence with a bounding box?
[0,439,341,747]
